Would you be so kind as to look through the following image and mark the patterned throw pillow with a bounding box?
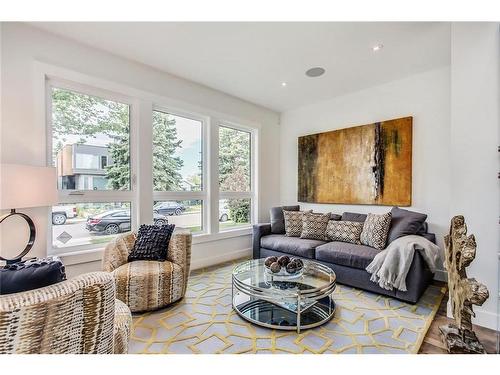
[300,212,331,240]
[360,212,392,250]
[283,210,312,237]
[325,220,364,244]
[128,224,176,262]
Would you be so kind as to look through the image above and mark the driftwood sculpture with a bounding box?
[439,215,489,354]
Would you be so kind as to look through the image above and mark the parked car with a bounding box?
[219,207,230,222]
[86,209,168,235]
[153,201,186,216]
[52,205,77,225]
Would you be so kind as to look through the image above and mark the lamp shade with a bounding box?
[0,164,57,210]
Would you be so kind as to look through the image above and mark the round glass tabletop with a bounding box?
[232,258,336,299]
[231,259,336,332]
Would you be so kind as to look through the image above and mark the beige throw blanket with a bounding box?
[365,235,441,292]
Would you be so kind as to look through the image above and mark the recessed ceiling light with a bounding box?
[281,82,287,87]
[372,44,384,52]
[305,67,326,78]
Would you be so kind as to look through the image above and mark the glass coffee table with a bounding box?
[232,259,336,333]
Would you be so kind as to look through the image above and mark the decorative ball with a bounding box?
[264,256,277,268]
[291,258,303,267]
[277,255,290,267]
[286,262,297,274]
[270,262,281,273]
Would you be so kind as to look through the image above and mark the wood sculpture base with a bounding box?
[439,323,486,354]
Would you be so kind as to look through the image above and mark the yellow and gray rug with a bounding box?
[130,260,445,354]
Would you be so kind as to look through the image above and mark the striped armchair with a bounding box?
[0,272,131,354]
[102,229,192,312]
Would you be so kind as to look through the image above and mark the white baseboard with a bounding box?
[472,308,499,331]
[190,248,252,270]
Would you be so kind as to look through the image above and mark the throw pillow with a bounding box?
[283,210,311,237]
[387,207,428,243]
[0,256,66,295]
[360,212,392,250]
[300,212,331,240]
[325,220,364,244]
[128,224,176,262]
[270,205,300,234]
[341,212,367,223]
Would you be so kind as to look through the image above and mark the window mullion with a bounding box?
[209,117,220,235]
[136,99,153,227]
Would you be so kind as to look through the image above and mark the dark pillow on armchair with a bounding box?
[128,224,176,262]
[0,256,66,295]
[270,205,300,234]
[387,207,427,243]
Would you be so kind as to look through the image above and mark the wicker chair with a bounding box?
[0,272,131,354]
[102,229,192,313]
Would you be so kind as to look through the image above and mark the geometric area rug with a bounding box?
[129,259,446,354]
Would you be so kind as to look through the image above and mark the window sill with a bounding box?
[55,227,252,266]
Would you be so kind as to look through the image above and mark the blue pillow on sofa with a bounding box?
[0,256,66,295]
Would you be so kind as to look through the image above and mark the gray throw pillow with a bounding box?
[360,212,392,250]
[341,212,367,223]
[270,205,300,234]
[387,207,427,243]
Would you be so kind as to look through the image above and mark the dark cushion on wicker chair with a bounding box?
[0,256,66,295]
[128,224,175,262]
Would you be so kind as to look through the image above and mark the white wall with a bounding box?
[449,23,499,330]
[0,22,281,275]
[280,66,452,272]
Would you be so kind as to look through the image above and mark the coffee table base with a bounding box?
[233,294,335,333]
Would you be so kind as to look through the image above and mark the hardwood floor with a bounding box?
[419,282,498,354]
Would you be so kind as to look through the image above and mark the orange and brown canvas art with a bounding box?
[298,116,412,206]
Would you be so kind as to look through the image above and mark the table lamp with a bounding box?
[0,164,57,264]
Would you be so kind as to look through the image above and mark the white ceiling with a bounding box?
[30,22,451,112]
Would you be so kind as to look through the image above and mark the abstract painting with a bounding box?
[298,116,412,206]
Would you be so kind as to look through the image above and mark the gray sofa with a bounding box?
[253,206,436,304]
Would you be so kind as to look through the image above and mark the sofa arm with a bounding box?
[252,223,271,259]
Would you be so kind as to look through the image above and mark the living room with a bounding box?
[1,1,499,370]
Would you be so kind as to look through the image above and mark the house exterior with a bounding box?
[56,144,112,190]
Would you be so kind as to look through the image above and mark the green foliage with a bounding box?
[219,127,250,191]
[51,88,128,150]
[227,199,250,223]
[152,111,184,191]
[219,127,251,222]
[51,88,184,192]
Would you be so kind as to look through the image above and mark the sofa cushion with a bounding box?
[270,205,300,234]
[341,212,367,222]
[300,212,330,240]
[260,234,326,259]
[387,207,427,243]
[360,212,392,250]
[315,241,380,270]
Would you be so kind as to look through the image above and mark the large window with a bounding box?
[47,77,257,255]
[49,84,134,252]
[152,110,205,233]
[218,126,253,230]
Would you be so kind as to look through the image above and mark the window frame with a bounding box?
[217,121,257,232]
[41,65,260,257]
[46,78,138,255]
[151,104,209,235]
